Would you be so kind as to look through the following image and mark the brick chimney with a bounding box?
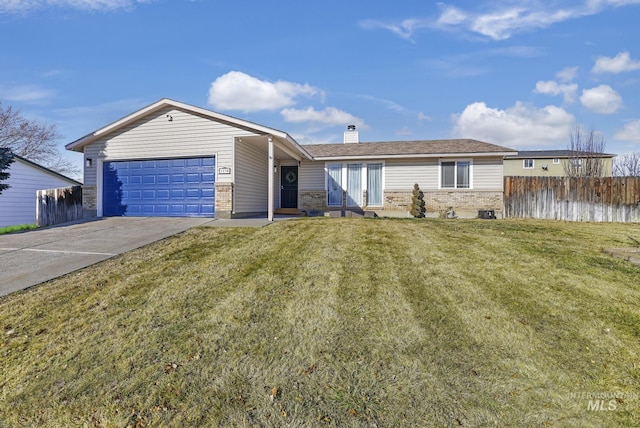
[343,125,359,144]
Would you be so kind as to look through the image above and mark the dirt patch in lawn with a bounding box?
[605,248,640,265]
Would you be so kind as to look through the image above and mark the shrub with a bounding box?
[409,183,425,218]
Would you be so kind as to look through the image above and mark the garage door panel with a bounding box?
[103,157,215,217]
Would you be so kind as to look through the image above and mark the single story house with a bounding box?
[66,99,517,220]
[0,155,81,227]
[504,150,615,177]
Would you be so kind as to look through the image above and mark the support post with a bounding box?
[268,136,274,221]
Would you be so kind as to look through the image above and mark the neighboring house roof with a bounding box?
[65,98,313,159]
[12,155,81,186]
[506,150,615,159]
[304,139,517,160]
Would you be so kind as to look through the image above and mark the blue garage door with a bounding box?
[103,157,215,217]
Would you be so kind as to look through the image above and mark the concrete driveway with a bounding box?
[0,217,216,297]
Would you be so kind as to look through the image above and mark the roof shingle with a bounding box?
[303,139,516,158]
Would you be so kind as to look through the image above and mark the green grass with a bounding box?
[1,218,639,427]
[0,224,37,235]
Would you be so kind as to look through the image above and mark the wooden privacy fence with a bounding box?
[504,176,640,222]
[36,185,83,227]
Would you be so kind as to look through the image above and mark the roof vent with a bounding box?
[344,125,359,144]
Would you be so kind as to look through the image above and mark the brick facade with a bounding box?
[301,188,503,215]
[299,190,328,211]
[215,182,233,218]
[384,189,503,214]
[82,185,97,218]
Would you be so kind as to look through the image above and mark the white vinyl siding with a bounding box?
[298,160,325,191]
[473,157,503,189]
[82,106,258,187]
[234,140,268,214]
[384,158,438,189]
[0,159,78,227]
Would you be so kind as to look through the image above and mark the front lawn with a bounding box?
[1,218,639,426]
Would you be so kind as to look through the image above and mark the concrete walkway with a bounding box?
[0,216,275,297]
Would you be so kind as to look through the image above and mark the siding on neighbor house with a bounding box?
[503,158,614,177]
[0,159,78,227]
[503,159,565,176]
[234,140,269,214]
[82,106,259,188]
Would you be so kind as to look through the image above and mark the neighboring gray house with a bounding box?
[0,155,81,227]
[66,99,516,220]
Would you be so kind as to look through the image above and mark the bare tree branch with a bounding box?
[0,101,79,177]
[613,152,640,177]
[563,125,607,177]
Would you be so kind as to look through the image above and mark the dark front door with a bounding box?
[280,166,298,209]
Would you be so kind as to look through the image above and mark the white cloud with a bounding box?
[614,119,640,142]
[556,66,579,82]
[208,71,320,113]
[0,84,55,104]
[0,0,151,13]
[417,112,432,121]
[580,85,623,113]
[468,7,575,40]
[359,18,428,41]
[534,80,578,103]
[436,5,467,26]
[451,101,575,148]
[592,51,640,74]
[364,2,640,41]
[280,106,365,128]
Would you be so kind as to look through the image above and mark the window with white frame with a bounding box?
[346,164,362,206]
[441,160,471,189]
[523,159,534,169]
[553,158,560,164]
[326,162,384,207]
[366,163,383,206]
[327,164,342,206]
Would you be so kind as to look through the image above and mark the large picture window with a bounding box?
[326,162,384,207]
[441,160,471,189]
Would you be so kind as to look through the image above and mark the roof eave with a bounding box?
[13,155,81,185]
[312,151,518,161]
[65,98,296,152]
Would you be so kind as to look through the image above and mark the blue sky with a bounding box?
[1,0,640,177]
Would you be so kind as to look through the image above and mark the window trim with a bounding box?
[523,159,534,169]
[325,161,385,207]
[439,159,473,189]
[553,158,560,164]
[326,163,343,207]
[366,162,384,207]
